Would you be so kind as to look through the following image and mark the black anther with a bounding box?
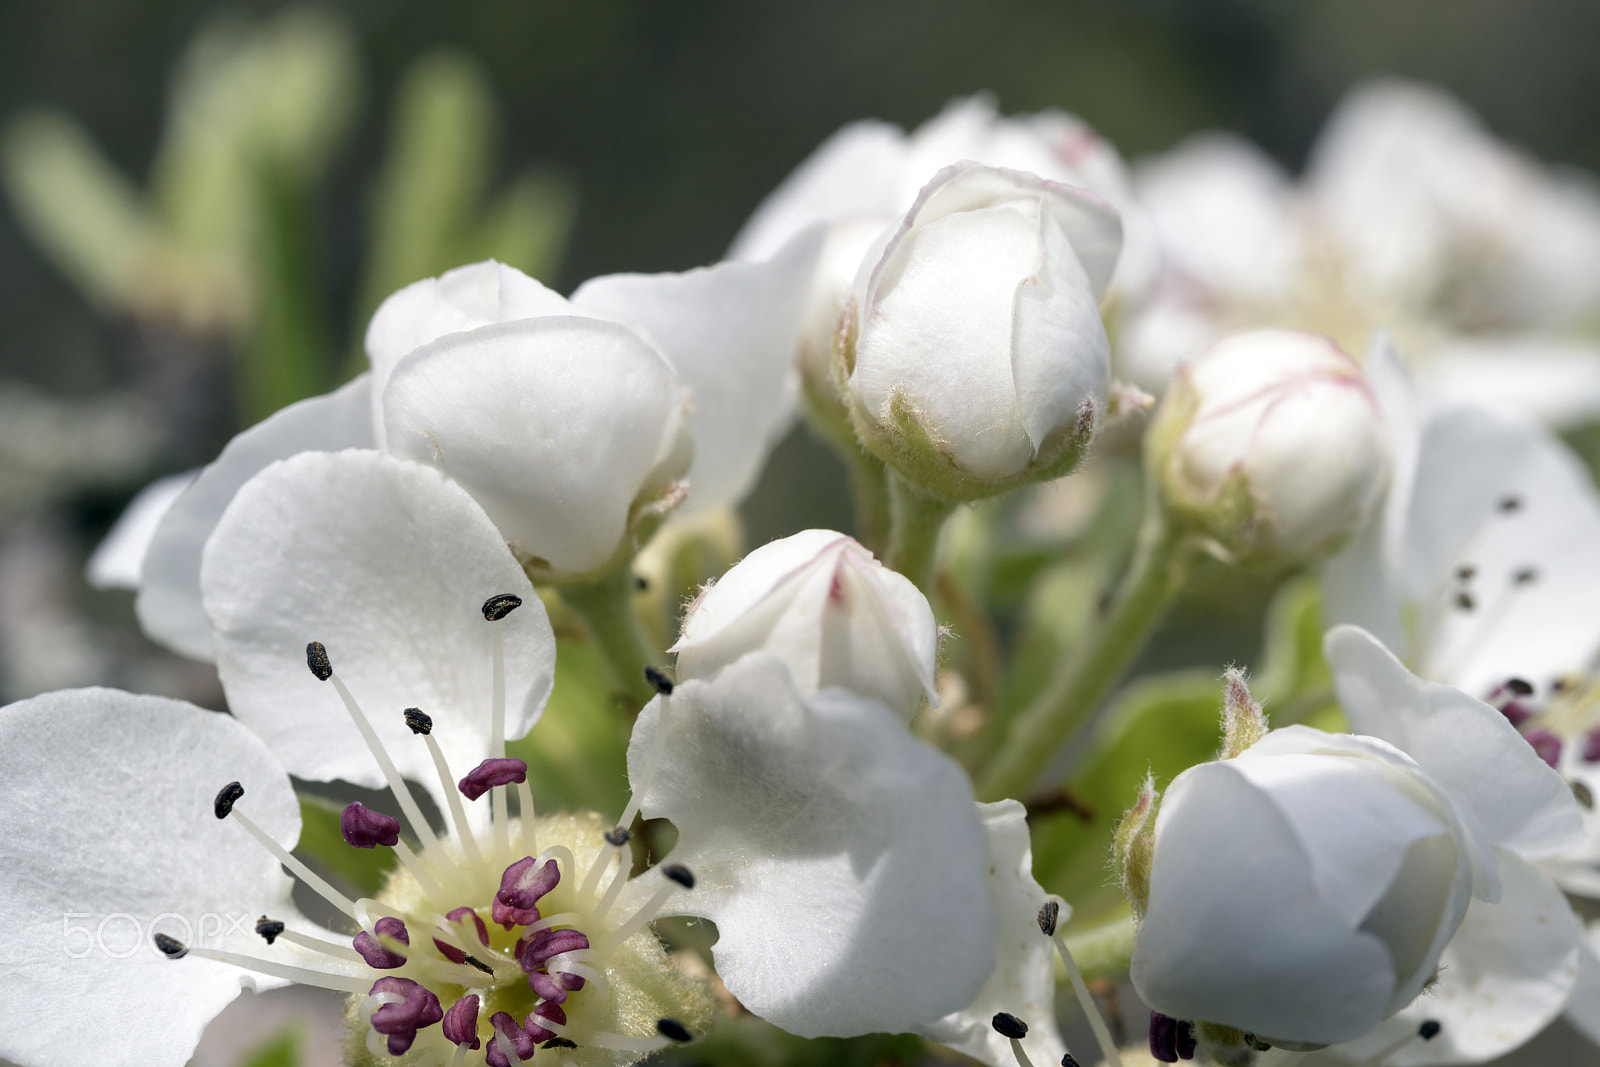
[306,641,332,681]
[482,593,523,621]
[604,827,632,847]
[663,864,694,889]
[991,1013,1029,1040]
[656,1018,692,1043]
[214,781,244,819]
[644,666,674,695]
[1419,1020,1442,1041]
[1507,677,1535,696]
[154,933,188,958]
[1037,900,1060,937]
[403,707,433,735]
[255,917,285,945]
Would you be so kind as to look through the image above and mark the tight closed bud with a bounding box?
[1131,726,1479,1048]
[843,163,1121,501]
[672,530,939,721]
[1149,329,1389,563]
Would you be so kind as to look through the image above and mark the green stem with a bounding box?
[561,566,661,715]
[846,450,893,555]
[1061,909,1136,983]
[978,507,1190,801]
[885,473,956,594]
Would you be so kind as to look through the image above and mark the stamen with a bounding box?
[524,1002,567,1042]
[255,917,362,962]
[460,758,529,801]
[306,640,333,680]
[519,928,589,973]
[482,593,524,622]
[605,827,632,847]
[991,1013,1035,1067]
[1419,1020,1442,1041]
[497,856,561,925]
[162,939,372,994]
[254,917,285,945]
[644,666,674,695]
[536,1014,671,1054]
[154,933,187,958]
[393,838,450,899]
[434,906,491,964]
[656,1018,692,1043]
[1042,898,1124,1067]
[442,994,482,1050]
[353,916,410,969]
[340,802,400,848]
[369,976,444,1054]
[217,791,356,918]
[1368,1018,1444,1064]
[1149,1012,1178,1063]
[1062,1057,1080,1067]
[320,659,444,856]
[603,865,693,948]
[404,707,433,734]
[489,609,510,855]
[578,838,626,902]
[1175,1019,1197,1060]
[517,775,538,853]
[413,715,483,867]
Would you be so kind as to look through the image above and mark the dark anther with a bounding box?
[1150,1012,1178,1063]
[403,708,433,735]
[991,1013,1029,1040]
[306,641,332,681]
[1245,1035,1272,1052]
[633,574,649,592]
[1419,1020,1442,1041]
[153,933,188,958]
[482,593,523,621]
[1454,592,1476,612]
[1574,780,1595,810]
[1061,1056,1081,1067]
[214,781,244,819]
[656,1018,693,1043]
[255,917,285,945]
[1037,900,1060,937]
[1455,564,1477,581]
[1514,567,1539,586]
[663,864,695,889]
[605,827,632,847]
[461,954,495,976]
[1507,677,1535,696]
[543,1038,579,1050]
[1175,1019,1197,1060]
[644,665,674,695]
[1498,495,1523,513]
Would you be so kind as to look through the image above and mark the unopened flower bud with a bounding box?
[672,530,938,720]
[1131,725,1478,1047]
[844,163,1121,500]
[1148,329,1388,563]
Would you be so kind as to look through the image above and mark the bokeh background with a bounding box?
[3,3,1600,1063]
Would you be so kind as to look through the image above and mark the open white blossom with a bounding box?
[119,246,816,659]
[672,529,939,721]
[1122,78,1600,421]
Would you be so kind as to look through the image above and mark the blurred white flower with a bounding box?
[845,163,1119,498]
[1122,78,1600,423]
[672,529,939,722]
[1150,328,1389,563]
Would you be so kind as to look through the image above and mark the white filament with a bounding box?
[603,874,680,948]
[329,672,443,855]
[492,621,510,856]
[184,944,370,994]
[1006,1035,1036,1067]
[1045,898,1125,1067]
[422,732,483,867]
[228,807,356,919]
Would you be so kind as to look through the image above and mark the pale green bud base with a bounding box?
[342,810,717,1067]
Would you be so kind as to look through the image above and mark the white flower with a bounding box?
[122,246,816,659]
[1321,626,1585,1065]
[5,448,998,1065]
[1122,78,1600,421]
[671,529,939,722]
[1131,626,1583,1056]
[1150,329,1390,562]
[844,162,1120,498]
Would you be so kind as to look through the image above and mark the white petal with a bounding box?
[570,228,823,512]
[1418,337,1600,429]
[1562,931,1600,1048]
[1400,407,1600,699]
[916,800,1066,1067]
[364,261,570,436]
[1132,758,1398,1045]
[0,689,302,1067]
[630,653,995,1037]
[86,471,196,590]
[728,120,908,262]
[382,316,691,574]
[1333,852,1581,1066]
[1326,625,1583,861]
[200,450,554,809]
[137,376,373,661]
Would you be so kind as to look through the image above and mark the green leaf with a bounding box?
[1030,668,1225,929]
[295,793,394,896]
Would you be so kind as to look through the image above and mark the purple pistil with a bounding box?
[353,916,410,969]
[1582,729,1600,763]
[1526,729,1564,768]
[1150,1011,1178,1063]
[494,856,560,927]
[340,802,401,849]
[368,977,442,1054]
[434,905,491,964]
[442,994,482,1049]
[519,927,589,971]
[484,1011,539,1067]
[459,757,529,801]
[524,1001,567,1043]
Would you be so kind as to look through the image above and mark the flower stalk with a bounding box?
[562,566,662,713]
[885,472,956,594]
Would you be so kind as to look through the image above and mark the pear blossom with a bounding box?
[1130,629,1584,1057]
[4,447,1003,1065]
[119,245,817,660]
[1150,329,1390,563]
[844,162,1120,499]
[672,529,939,721]
[1122,79,1600,420]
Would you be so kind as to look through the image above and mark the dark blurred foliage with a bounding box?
[5,0,1600,392]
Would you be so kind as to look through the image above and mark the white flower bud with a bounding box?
[1131,725,1480,1047]
[844,163,1121,500]
[1150,329,1389,562]
[671,530,938,721]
